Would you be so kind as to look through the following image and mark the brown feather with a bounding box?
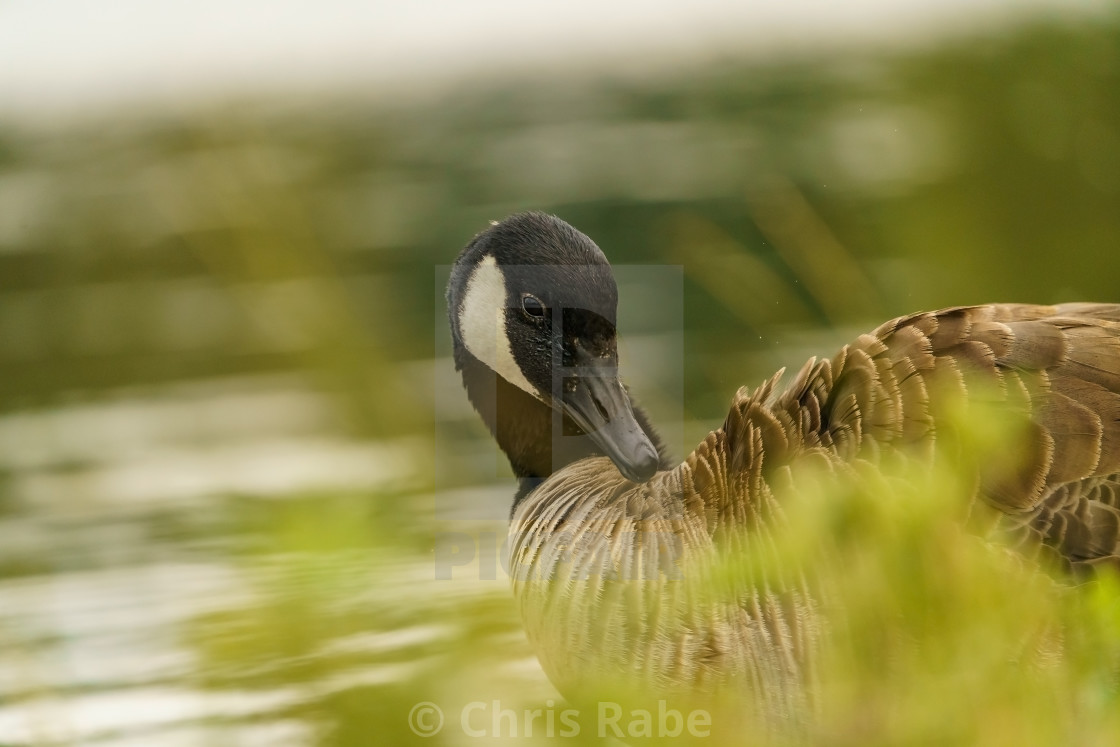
[506,302,1120,732]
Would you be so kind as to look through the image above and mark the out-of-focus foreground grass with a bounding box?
[0,16,1118,747]
[755,393,1120,746]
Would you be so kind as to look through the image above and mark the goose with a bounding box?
[446,211,1120,731]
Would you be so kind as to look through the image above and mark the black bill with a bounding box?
[560,364,660,483]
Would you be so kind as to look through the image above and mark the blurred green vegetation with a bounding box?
[0,14,1118,747]
[1,19,1117,422]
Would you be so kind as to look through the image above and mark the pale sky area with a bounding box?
[0,0,1111,120]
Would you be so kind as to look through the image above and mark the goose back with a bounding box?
[509,302,1120,723]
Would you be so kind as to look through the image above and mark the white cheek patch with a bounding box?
[460,255,540,397]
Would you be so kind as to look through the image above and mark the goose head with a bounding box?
[448,212,661,484]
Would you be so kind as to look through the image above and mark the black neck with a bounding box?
[454,348,669,513]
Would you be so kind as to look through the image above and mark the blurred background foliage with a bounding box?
[0,11,1118,747]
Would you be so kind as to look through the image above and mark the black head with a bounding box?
[448,212,660,483]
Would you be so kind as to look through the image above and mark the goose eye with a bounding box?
[521,294,546,319]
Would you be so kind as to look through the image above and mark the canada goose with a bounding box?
[447,211,1120,729]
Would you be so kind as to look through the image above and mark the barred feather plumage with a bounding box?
[508,302,1120,726]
